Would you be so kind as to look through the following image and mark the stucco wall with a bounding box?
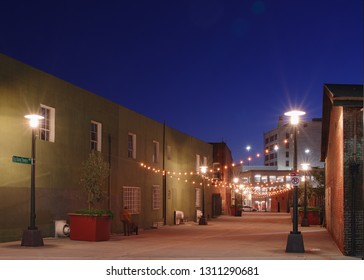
[0,54,214,242]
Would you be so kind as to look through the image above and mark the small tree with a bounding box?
[80,151,109,211]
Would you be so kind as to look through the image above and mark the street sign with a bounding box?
[12,155,33,165]
[291,176,300,186]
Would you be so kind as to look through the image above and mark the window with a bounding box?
[152,185,161,210]
[277,176,284,182]
[123,186,140,214]
[195,188,202,207]
[90,121,102,151]
[39,104,55,142]
[152,141,159,163]
[196,154,200,171]
[286,160,289,167]
[128,133,136,159]
[212,162,222,180]
[286,151,289,158]
[196,155,208,172]
[167,145,172,160]
[203,156,207,167]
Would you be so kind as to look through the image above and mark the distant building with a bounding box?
[240,167,293,212]
[321,83,363,257]
[210,142,234,216]
[0,54,214,242]
[264,116,324,170]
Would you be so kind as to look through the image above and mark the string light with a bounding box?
[137,160,294,199]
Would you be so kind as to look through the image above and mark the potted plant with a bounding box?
[68,151,112,241]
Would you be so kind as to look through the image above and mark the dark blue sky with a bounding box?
[1,0,362,164]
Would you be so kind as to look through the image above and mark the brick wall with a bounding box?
[342,108,363,256]
[270,192,290,213]
[325,106,345,253]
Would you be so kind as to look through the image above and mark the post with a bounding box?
[21,115,44,247]
[301,170,309,226]
[30,128,36,229]
[285,111,305,253]
[199,170,208,225]
[292,126,298,233]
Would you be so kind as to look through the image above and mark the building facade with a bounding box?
[239,167,292,212]
[0,54,214,242]
[264,116,324,170]
[210,142,234,216]
[321,84,363,257]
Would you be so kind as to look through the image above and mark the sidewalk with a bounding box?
[0,212,359,260]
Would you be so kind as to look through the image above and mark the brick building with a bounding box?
[209,142,234,216]
[321,84,363,257]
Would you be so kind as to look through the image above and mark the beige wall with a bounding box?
[0,54,213,241]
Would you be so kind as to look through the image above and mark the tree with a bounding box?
[80,151,109,211]
[298,168,325,207]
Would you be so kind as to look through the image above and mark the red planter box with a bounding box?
[68,213,111,241]
[298,210,321,225]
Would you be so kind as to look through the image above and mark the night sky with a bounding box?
[1,0,362,164]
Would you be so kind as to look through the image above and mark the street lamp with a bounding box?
[301,163,310,227]
[199,165,208,225]
[284,109,305,253]
[21,114,44,247]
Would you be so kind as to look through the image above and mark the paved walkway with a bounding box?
[0,212,359,260]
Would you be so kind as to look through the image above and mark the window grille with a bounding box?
[123,186,140,214]
[39,105,55,142]
[152,185,161,210]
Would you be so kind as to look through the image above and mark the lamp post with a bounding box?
[233,178,239,216]
[284,110,305,253]
[246,146,251,166]
[199,165,208,225]
[301,163,310,227]
[21,114,44,247]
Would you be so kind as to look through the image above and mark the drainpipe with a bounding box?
[108,134,112,210]
[163,122,167,225]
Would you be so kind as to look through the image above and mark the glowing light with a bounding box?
[200,166,208,174]
[301,163,310,171]
[24,114,44,128]
[284,110,305,125]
